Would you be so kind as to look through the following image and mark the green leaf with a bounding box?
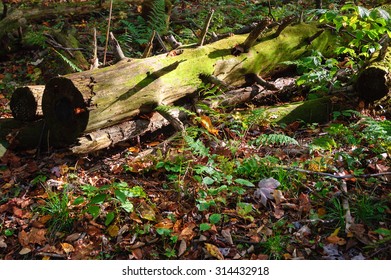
[72,196,85,205]
[156,228,171,236]
[125,186,147,198]
[374,228,391,236]
[4,229,14,236]
[203,176,215,185]
[105,212,115,226]
[90,194,107,204]
[115,190,127,203]
[200,223,211,231]
[120,201,134,213]
[87,205,100,219]
[234,178,255,187]
[209,213,222,225]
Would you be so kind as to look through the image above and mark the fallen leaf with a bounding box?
[273,190,286,205]
[138,201,156,221]
[65,233,83,242]
[19,247,32,255]
[61,243,75,254]
[221,229,233,245]
[178,239,187,257]
[107,224,120,237]
[205,243,224,260]
[179,223,196,241]
[0,236,7,248]
[299,193,311,213]
[200,115,219,135]
[155,219,174,229]
[254,178,280,206]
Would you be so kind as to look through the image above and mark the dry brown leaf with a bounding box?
[65,233,83,242]
[155,218,174,229]
[299,193,311,213]
[273,190,286,205]
[178,239,187,257]
[19,247,32,255]
[132,248,143,260]
[179,223,196,241]
[205,243,224,260]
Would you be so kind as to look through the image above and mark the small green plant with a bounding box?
[352,195,389,227]
[325,197,346,227]
[251,133,299,146]
[39,185,74,237]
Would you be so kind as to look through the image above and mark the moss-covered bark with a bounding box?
[42,23,335,146]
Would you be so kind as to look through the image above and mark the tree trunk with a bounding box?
[41,23,335,146]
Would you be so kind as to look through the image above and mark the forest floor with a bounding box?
[0,0,390,260]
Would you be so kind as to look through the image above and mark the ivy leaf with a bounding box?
[254,178,280,207]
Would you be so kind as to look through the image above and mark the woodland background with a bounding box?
[0,0,390,260]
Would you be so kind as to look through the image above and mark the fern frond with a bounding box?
[184,135,209,157]
[52,49,82,72]
[148,0,168,34]
[252,134,299,146]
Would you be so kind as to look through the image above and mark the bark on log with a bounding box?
[10,85,45,121]
[70,110,185,154]
[42,23,335,146]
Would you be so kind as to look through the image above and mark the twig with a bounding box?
[109,32,126,62]
[35,252,67,259]
[240,18,272,52]
[154,31,168,53]
[90,27,99,70]
[281,166,391,179]
[198,9,214,46]
[142,30,156,58]
[103,0,113,65]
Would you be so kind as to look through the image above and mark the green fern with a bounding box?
[252,134,299,146]
[184,135,210,157]
[52,49,82,72]
[147,0,168,34]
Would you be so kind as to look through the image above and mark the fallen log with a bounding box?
[356,44,391,102]
[41,23,335,146]
[10,85,45,121]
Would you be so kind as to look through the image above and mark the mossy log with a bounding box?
[10,85,45,121]
[356,45,391,102]
[42,23,335,147]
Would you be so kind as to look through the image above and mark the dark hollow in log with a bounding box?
[10,85,45,121]
[356,67,390,102]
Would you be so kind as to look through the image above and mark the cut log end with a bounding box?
[10,86,45,121]
[356,67,389,102]
[42,77,89,146]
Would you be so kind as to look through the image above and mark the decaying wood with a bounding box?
[10,85,45,121]
[40,23,334,148]
[356,44,391,102]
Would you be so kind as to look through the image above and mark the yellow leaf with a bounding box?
[205,243,224,260]
[200,115,219,135]
[42,256,50,260]
[330,227,341,237]
[61,242,75,254]
[107,224,120,237]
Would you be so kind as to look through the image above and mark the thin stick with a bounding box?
[198,9,214,46]
[103,0,113,65]
[281,166,391,179]
[90,27,99,70]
